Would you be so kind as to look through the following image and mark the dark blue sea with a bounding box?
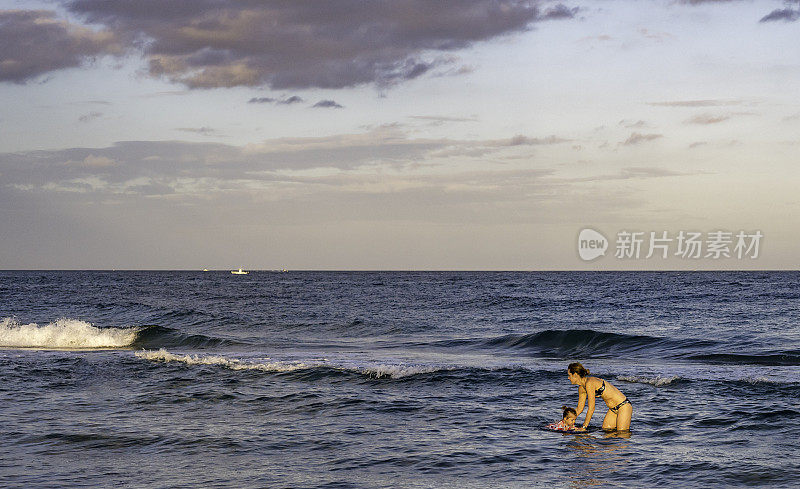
[2,271,799,488]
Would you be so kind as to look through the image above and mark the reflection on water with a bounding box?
[565,432,632,489]
[603,430,632,440]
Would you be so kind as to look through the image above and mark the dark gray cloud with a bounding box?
[278,96,304,105]
[248,95,303,105]
[621,133,663,146]
[57,0,576,89]
[760,8,800,22]
[312,100,344,109]
[6,1,774,90]
[0,10,120,83]
[682,0,800,23]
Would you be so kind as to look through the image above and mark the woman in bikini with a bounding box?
[567,362,632,431]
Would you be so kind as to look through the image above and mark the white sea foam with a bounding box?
[617,375,679,386]
[363,364,443,379]
[135,348,446,379]
[741,376,786,385]
[0,317,140,349]
[135,349,311,373]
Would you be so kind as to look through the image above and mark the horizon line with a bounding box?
[0,269,797,273]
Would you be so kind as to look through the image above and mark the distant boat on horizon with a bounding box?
[231,268,249,275]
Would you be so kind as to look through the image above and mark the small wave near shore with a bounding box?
[616,375,680,386]
[137,348,453,379]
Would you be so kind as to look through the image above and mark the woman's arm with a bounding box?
[582,383,596,429]
[576,386,586,415]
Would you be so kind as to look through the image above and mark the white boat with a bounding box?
[231,268,249,275]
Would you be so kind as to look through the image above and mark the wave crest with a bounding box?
[135,348,446,379]
[131,325,237,349]
[617,375,679,386]
[135,349,311,373]
[0,317,140,349]
[482,329,668,357]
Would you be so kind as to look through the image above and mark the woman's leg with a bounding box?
[602,409,617,430]
[616,403,632,431]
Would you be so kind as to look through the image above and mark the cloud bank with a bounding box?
[0,10,119,83]
[0,126,577,197]
[57,0,577,89]
[4,1,788,89]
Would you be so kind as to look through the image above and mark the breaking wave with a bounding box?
[0,317,140,349]
[135,349,311,373]
[616,375,680,386]
[0,317,240,350]
[739,376,797,385]
[136,348,450,379]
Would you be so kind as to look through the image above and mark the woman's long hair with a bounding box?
[568,362,590,377]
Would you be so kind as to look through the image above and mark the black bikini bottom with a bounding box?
[610,399,631,413]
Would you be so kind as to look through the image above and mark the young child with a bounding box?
[547,406,578,431]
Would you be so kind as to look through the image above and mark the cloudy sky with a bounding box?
[1,0,798,270]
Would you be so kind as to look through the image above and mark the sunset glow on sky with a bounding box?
[1,0,798,269]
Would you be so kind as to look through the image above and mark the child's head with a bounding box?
[561,406,577,427]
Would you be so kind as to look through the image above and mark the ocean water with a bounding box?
[2,271,799,488]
